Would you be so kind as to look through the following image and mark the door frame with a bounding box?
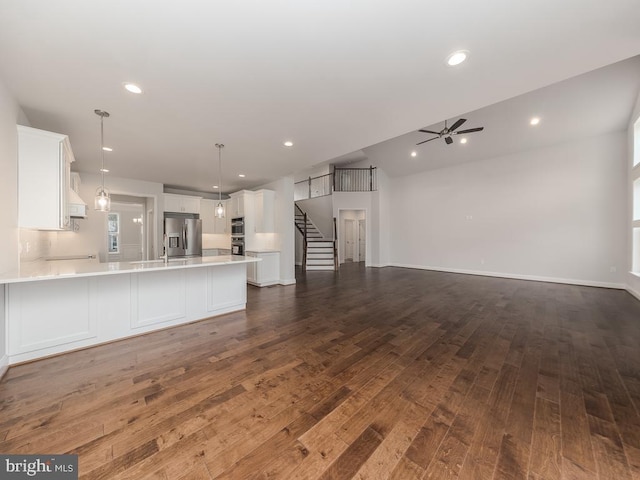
[337,208,368,266]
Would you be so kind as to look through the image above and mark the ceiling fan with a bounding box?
[416,118,484,145]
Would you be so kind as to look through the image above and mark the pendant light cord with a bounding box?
[100,114,105,190]
[216,143,224,201]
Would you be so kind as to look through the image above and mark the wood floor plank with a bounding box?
[0,264,638,479]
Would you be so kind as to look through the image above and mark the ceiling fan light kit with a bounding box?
[416,118,484,146]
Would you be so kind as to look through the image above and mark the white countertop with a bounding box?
[246,249,280,253]
[0,255,260,284]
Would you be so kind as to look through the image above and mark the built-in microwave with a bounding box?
[231,236,244,256]
[231,217,244,235]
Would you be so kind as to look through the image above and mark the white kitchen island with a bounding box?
[1,255,259,365]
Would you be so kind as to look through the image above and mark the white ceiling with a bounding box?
[354,55,640,176]
[1,0,639,194]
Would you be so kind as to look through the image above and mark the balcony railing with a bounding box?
[333,166,377,193]
[294,166,377,201]
[294,173,332,201]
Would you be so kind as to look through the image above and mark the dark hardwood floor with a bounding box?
[1,264,640,479]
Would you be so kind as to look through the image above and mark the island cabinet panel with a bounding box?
[131,270,187,329]
[4,261,252,364]
[207,263,246,312]
[8,277,98,356]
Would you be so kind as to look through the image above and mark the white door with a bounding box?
[344,219,355,262]
[358,219,366,262]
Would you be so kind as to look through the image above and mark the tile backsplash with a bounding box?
[19,228,51,262]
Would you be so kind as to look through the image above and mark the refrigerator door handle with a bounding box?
[183,225,187,250]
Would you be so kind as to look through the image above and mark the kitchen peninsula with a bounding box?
[1,255,259,365]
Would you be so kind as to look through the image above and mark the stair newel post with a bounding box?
[303,212,308,270]
[333,217,338,270]
[308,176,312,200]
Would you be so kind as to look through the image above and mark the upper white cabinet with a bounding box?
[163,193,201,214]
[201,199,228,234]
[227,189,275,232]
[227,191,247,218]
[18,126,73,230]
[254,189,275,233]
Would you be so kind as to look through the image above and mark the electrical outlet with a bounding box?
[466,215,473,220]
[480,258,485,265]
[610,266,617,273]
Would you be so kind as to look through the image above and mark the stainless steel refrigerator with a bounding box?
[164,215,202,258]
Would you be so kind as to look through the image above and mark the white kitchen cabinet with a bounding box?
[18,126,74,230]
[254,189,275,233]
[227,191,248,218]
[163,193,202,214]
[201,199,229,234]
[246,251,280,287]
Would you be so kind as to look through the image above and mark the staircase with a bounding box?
[295,205,338,271]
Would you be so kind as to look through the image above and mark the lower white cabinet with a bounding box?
[6,263,248,364]
[246,251,280,287]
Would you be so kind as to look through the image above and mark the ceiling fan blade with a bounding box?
[449,118,467,132]
[455,127,484,134]
[416,137,439,145]
[445,136,453,145]
[418,129,441,135]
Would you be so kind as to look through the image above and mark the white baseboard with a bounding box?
[388,263,626,290]
[627,285,640,302]
[279,278,296,286]
[0,354,8,381]
[368,264,390,268]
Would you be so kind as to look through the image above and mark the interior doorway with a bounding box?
[339,209,366,265]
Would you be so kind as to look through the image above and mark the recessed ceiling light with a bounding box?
[530,117,540,126]
[100,168,109,173]
[283,141,293,147]
[102,146,113,152]
[460,138,468,144]
[238,174,246,178]
[212,185,219,189]
[124,83,143,94]
[446,50,468,66]
[410,151,417,157]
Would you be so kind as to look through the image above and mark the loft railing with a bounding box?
[294,166,377,201]
[294,173,332,201]
[333,166,377,192]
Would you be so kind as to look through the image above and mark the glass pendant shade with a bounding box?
[95,186,111,212]
[215,201,225,218]
[94,109,111,212]
[214,143,225,219]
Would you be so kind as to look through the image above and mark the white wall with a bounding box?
[0,79,21,274]
[0,77,25,377]
[390,132,627,287]
[256,176,296,285]
[628,90,640,300]
[48,173,163,262]
[296,195,334,238]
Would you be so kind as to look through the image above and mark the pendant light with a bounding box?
[94,109,111,212]
[214,143,225,218]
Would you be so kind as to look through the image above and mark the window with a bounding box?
[108,213,120,254]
